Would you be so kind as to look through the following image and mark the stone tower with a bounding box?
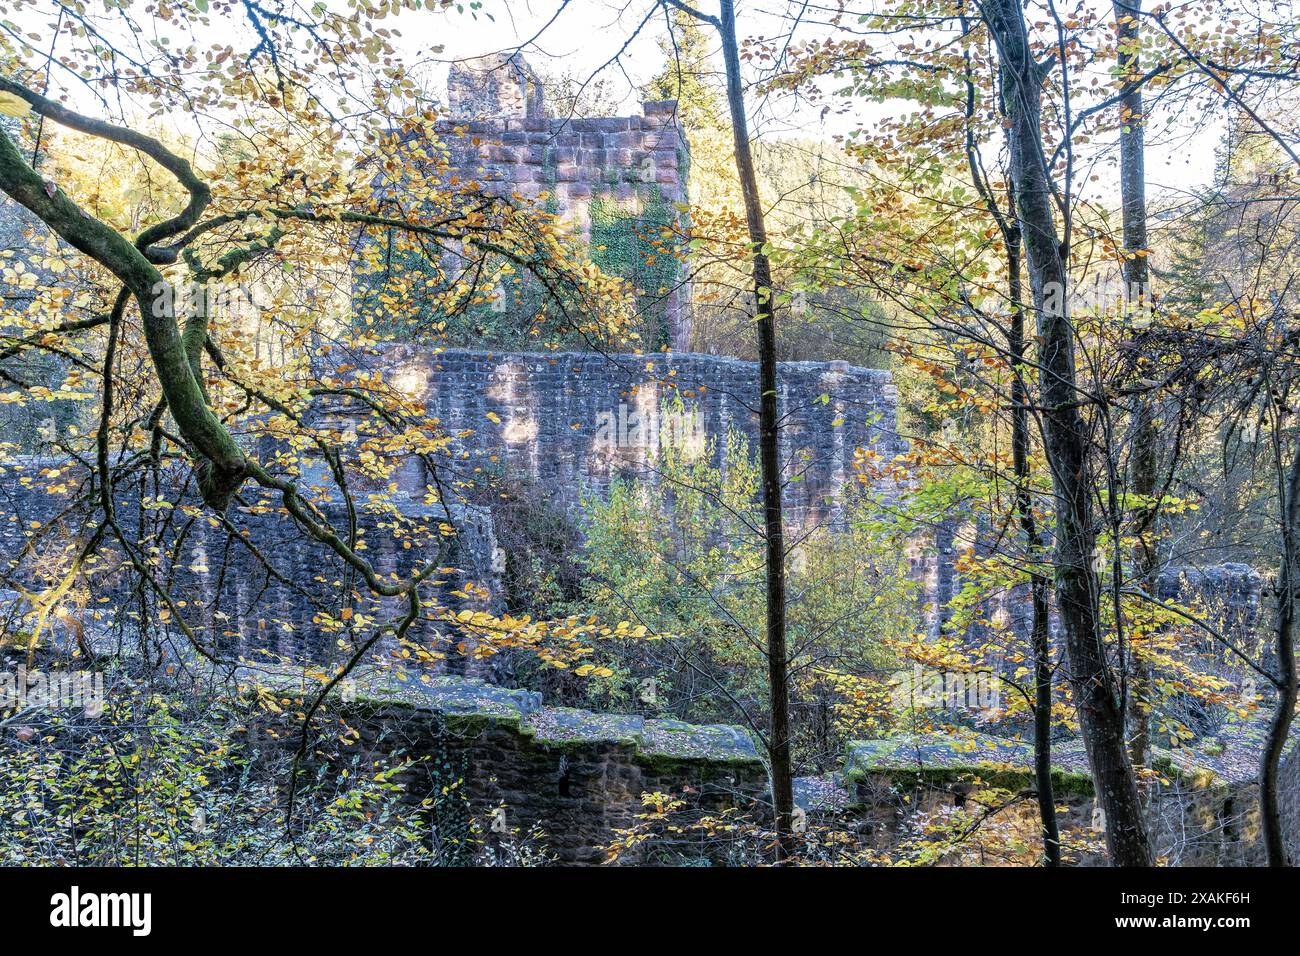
[436,53,693,350]
[448,53,545,119]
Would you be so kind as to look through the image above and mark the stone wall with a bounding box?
[256,667,768,865]
[326,345,907,532]
[838,732,1263,865]
[424,54,692,350]
[1,344,906,665]
[7,343,1268,672]
[448,54,545,121]
[917,513,1267,670]
[0,457,502,666]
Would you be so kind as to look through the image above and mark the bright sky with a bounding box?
[24,0,1227,204]
[416,0,1225,200]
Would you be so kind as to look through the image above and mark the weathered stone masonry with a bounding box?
[837,731,1265,865]
[0,457,501,664]
[339,345,907,532]
[1,346,907,664]
[329,670,768,865]
[426,55,693,350]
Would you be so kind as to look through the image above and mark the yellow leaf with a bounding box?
[0,92,31,117]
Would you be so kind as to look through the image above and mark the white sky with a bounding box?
[24,0,1227,204]
[414,0,1225,199]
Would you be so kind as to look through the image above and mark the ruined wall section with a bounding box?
[0,457,502,668]
[840,734,1263,865]
[340,346,907,532]
[257,669,768,865]
[1,346,906,668]
[432,56,691,350]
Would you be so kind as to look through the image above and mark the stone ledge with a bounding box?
[239,665,763,769]
[842,731,1226,800]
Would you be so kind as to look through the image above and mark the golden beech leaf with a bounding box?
[0,92,31,117]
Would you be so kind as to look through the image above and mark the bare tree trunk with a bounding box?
[1007,223,1062,866]
[982,0,1153,866]
[715,0,795,860]
[1113,0,1157,773]
[962,36,1059,864]
[1262,420,1300,866]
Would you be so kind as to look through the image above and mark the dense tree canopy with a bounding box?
[2,0,1300,875]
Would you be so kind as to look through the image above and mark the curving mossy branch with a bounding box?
[0,74,620,679]
[0,98,248,509]
[0,77,612,509]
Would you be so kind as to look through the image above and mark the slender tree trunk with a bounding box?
[1262,422,1300,866]
[982,0,1153,866]
[962,38,1059,864]
[1007,220,1062,866]
[1127,400,1158,770]
[716,0,795,860]
[1015,284,1063,870]
[1113,0,1158,773]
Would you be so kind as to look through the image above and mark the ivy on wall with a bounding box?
[351,141,685,352]
[588,188,682,351]
[351,227,588,350]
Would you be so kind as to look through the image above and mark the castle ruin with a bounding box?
[435,54,693,351]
